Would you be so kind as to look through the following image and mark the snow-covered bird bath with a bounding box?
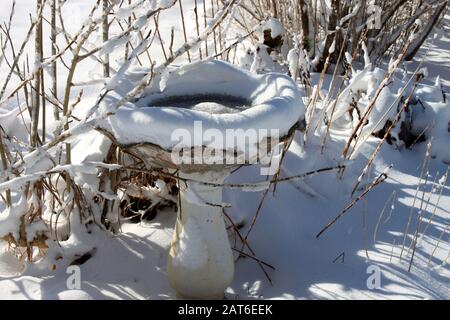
[98,60,305,299]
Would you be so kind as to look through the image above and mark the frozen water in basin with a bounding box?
[149,94,252,114]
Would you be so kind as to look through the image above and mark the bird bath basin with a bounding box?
[98,60,305,299]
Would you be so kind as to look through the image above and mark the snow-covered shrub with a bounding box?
[0,0,186,267]
[232,0,448,73]
[319,47,449,162]
[237,18,289,75]
[408,78,450,163]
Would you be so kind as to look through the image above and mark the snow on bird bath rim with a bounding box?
[98,60,305,174]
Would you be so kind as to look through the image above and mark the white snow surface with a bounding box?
[0,247,24,278]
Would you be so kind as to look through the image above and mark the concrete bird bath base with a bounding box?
[167,171,234,299]
[98,60,304,299]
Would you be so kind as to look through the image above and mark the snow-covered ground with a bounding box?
[0,1,449,300]
[411,14,450,91]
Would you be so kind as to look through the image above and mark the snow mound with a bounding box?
[409,86,450,163]
[328,66,391,124]
[0,250,23,278]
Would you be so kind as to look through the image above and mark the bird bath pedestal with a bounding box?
[99,60,305,299]
[167,171,234,299]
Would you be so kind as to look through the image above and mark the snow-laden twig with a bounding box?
[0,0,16,70]
[122,165,345,190]
[0,162,121,192]
[373,191,397,244]
[428,225,449,267]
[407,170,442,272]
[0,1,176,176]
[399,140,433,261]
[4,0,239,178]
[419,170,449,242]
[0,0,46,101]
[316,166,391,239]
